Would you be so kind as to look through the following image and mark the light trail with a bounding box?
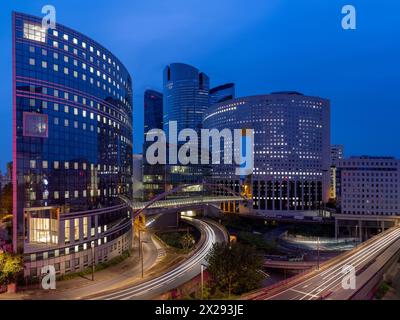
[88,217,221,300]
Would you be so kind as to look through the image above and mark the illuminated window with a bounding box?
[65,220,70,243]
[28,209,58,245]
[23,22,46,42]
[83,217,88,239]
[74,218,80,241]
[29,58,35,65]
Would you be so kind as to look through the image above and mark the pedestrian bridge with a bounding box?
[121,183,249,219]
[128,195,243,212]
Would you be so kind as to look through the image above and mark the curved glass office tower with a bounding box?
[163,63,210,188]
[203,92,330,217]
[13,12,133,277]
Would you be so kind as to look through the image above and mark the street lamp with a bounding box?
[200,263,207,300]
[317,237,320,271]
[91,241,95,281]
[141,240,149,278]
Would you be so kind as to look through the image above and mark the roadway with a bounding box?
[246,226,400,300]
[19,231,160,300]
[84,217,227,300]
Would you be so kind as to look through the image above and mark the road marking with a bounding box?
[289,288,320,299]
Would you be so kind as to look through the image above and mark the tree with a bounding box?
[206,242,264,297]
[0,253,23,285]
[0,183,12,216]
[180,233,195,252]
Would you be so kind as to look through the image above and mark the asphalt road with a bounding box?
[24,231,160,300]
[87,217,227,300]
[250,227,400,300]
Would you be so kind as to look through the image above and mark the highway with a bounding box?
[85,217,227,300]
[246,226,400,300]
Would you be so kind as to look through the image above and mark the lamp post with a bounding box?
[317,237,320,271]
[91,241,95,281]
[141,240,149,278]
[200,263,206,300]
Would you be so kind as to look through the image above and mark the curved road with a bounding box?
[86,217,227,300]
[247,226,400,300]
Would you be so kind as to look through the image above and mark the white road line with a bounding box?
[90,218,221,300]
[300,229,400,300]
[262,227,400,300]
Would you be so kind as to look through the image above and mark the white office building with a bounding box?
[335,156,400,240]
[203,92,331,218]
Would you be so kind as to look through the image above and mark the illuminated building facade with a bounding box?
[13,12,133,277]
[203,92,331,217]
[163,63,210,188]
[335,156,400,240]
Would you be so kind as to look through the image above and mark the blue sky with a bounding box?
[1,0,399,171]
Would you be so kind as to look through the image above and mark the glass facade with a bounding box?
[13,12,133,276]
[163,63,210,189]
[210,83,235,105]
[143,90,165,200]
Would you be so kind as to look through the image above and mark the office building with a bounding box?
[210,83,235,104]
[13,12,133,277]
[330,145,344,200]
[203,92,331,217]
[143,90,165,200]
[335,156,400,240]
[163,63,210,189]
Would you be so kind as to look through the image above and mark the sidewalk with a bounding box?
[0,234,164,300]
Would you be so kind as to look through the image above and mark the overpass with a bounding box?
[245,226,400,300]
[121,183,248,220]
[128,196,242,212]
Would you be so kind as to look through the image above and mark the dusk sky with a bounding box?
[1,0,399,171]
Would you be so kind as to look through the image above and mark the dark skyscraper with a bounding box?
[210,83,235,104]
[143,90,164,200]
[163,63,210,135]
[13,12,133,277]
[163,63,210,188]
[144,90,163,140]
